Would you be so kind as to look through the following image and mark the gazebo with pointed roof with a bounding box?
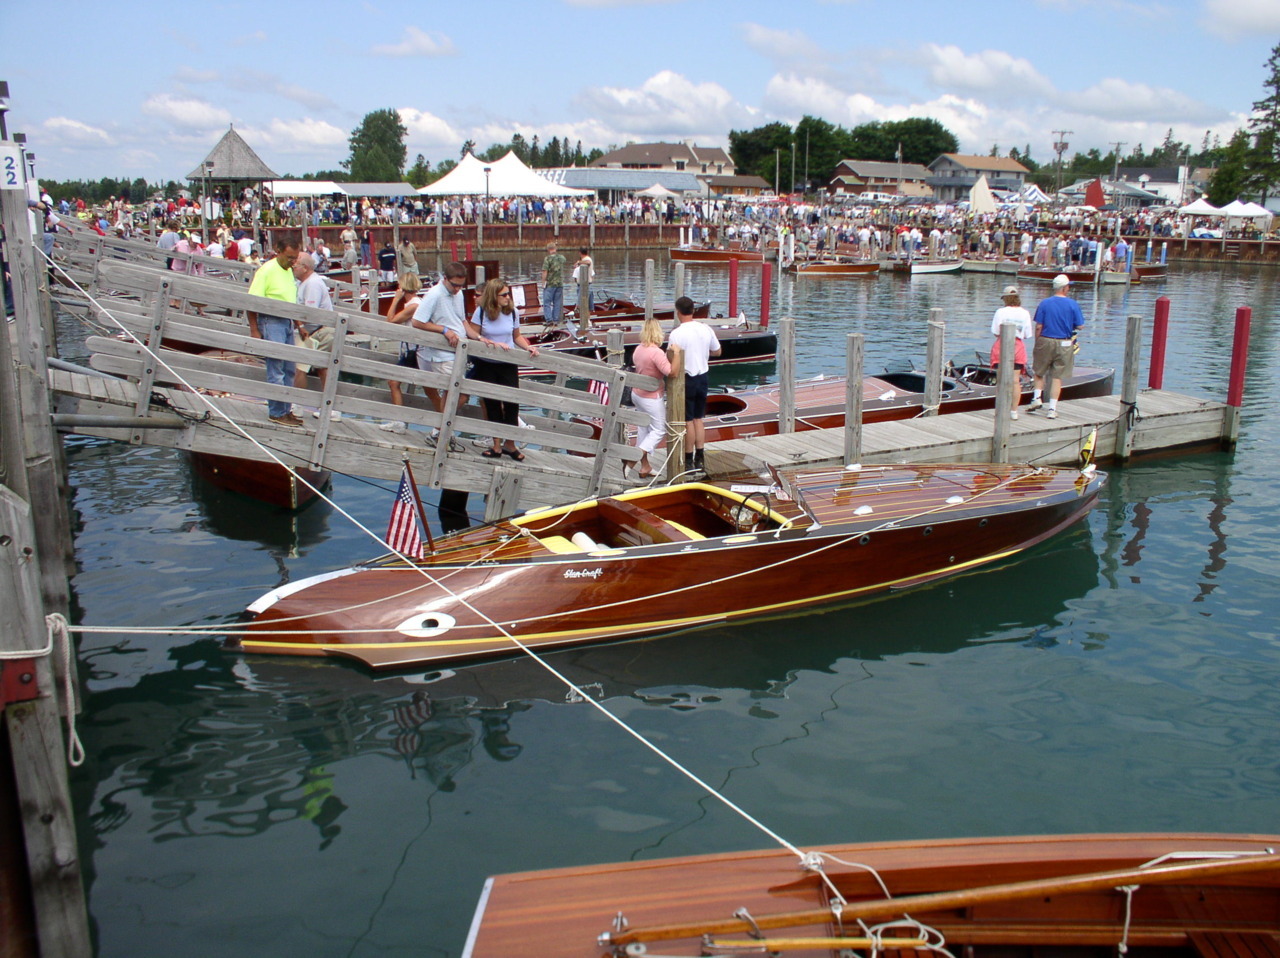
[186,125,279,182]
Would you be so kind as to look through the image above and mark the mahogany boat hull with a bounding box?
[1017,266,1131,285]
[794,260,880,276]
[525,322,777,373]
[238,463,1103,670]
[188,451,331,510]
[669,246,766,263]
[463,832,1280,958]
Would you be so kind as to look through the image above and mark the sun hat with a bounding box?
[1052,274,1070,288]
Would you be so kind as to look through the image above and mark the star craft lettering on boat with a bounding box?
[236,461,1106,671]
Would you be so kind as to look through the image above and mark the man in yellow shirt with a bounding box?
[247,235,302,425]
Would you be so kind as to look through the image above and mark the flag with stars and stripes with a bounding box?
[386,465,424,559]
[588,377,610,408]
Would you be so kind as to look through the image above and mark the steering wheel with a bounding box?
[730,491,769,533]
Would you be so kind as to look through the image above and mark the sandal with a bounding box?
[501,448,525,461]
[482,448,502,458]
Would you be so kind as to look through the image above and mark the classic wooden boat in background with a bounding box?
[1017,265,1131,285]
[669,245,767,263]
[525,318,777,372]
[237,461,1104,671]
[793,259,880,277]
[891,257,963,275]
[462,832,1280,957]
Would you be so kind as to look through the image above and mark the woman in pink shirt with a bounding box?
[630,318,673,478]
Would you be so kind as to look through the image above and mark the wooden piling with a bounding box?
[843,332,864,465]
[644,258,655,322]
[1224,306,1252,446]
[1114,313,1144,461]
[1149,297,1170,390]
[728,257,739,318]
[923,309,945,417]
[665,345,686,482]
[778,319,796,434]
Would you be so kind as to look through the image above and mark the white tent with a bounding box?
[1019,182,1052,204]
[1221,199,1272,219]
[637,183,678,198]
[269,180,344,197]
[1179,198,1222,216]
[419,151,590,197]
[969,175,997,215]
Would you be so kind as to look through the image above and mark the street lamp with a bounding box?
[202,160,214,239]
[483,166,491,224]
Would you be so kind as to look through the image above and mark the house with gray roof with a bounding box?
[927,154,1029,202]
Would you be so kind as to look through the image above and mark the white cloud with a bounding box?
[239,118,347,153]
[575,70,759,137]
[232,30,268,46]
[173,67,219,84]
[141,94,232,129]
[370,26,456,58]
[399,108,462,153]
[1071,77,1220,123]
[42,117,112,146]
[922,44,1054,99]
[740,23,830,65]
[1202,0,1280,38]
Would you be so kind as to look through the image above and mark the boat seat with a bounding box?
[663,519,705,541]
[539,535,582,554]
[598,498,697,546]
[1189,931,1280,958]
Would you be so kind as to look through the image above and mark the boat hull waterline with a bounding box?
[238,463,1105,671]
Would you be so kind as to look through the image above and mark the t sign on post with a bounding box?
[0,144,24,190]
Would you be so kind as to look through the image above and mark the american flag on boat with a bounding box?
[587,377,609,408]
[386,465,424,558]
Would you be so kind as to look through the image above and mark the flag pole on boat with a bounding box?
[403,456,436,554]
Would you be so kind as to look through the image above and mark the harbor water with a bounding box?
[64,256,1280,956]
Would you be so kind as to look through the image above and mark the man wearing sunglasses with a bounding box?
[410,263,471,419]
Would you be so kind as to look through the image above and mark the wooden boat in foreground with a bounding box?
[188,451,330,510]
[524,319,777,373]
[237,461,1104,670]
[1017,265,1131,285]
[462,832,1280,957]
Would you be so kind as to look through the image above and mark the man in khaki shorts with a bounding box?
[1028,274,1085,420]
[291,252,340,417]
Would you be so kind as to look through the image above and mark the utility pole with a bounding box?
[1110,141,1126,180]
[1052,129,1072,195]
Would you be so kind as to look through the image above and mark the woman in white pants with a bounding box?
[630,318,673,478]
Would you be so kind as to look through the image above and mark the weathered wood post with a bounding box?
[644,258,655,322]
[923,308,945,416]
[760,262,772,328]
[991,321,1015,463]
[577,261,591,332]
[1224,306,1252,447]
[665,345,686,482]
[0,135,92,957]
[728,257,739,317]
[435,203,443,251]
[844,332,864,465]
[1113,312,1144,461]
[673,262,685,302]
[778,318,796,433]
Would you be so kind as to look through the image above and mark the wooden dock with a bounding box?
[702,391,1230,478]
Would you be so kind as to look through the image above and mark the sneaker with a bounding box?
[1026,398,1043,412]
[311,409,343,420]
[269,412,303,427]
[1010,410,1019,420]
[1046,409,1058,419]
[379,420,407,433]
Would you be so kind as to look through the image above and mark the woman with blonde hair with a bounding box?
[629,317,673,478]
[466,278,540,460]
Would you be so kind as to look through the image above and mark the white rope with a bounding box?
[1116,884,1139,954]
[41,250,812,859]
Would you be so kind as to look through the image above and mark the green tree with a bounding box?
[794,115,845,191]
[459,138,476,158]
[406,154,431,188]
[510,133,530,164]
[345,109,408,181]
[530,135,541,167]
[882,118,958,165]
[728,121,793,188]
[1207,130,1252,205]
[1248,41,1280,203]
[426,158,458,184]
[544,136,563,167]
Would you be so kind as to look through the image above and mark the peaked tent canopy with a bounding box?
[1019,182,1052,203]
[1221,199,1272,219]
[968,175,997,215]
[1179,197,1222,216]
[419,151,591,197]
[637,183,679,198]
[186,125,279,181]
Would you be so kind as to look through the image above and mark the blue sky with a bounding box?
[3,0,1278,184]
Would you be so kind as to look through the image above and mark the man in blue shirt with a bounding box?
[1027,274,1085,420]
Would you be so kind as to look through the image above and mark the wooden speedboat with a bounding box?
[469,281,711,327]
[669,245,766,263]
[794,259,880,277]
[890,257,963,275]
[188,451,330,510]
[237,461,1104,670]
[461,832,1280,957]
[524,319,777,372]
[1132,263,1169,281]
[579,365,1114,444]
[1017,266,1130,285]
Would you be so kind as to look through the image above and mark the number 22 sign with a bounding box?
[0,145,25,190]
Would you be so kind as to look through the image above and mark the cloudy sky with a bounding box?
[3,0,1278,185]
